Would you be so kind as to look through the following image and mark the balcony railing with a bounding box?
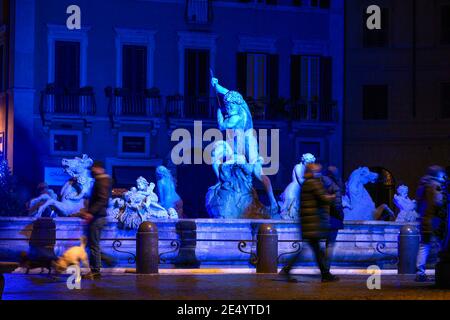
[185,0,213,25]
[39,87,96,116]
[288,99,338,122]
[166,95,338,123]
[166,95,218,119]
[106,88,164,118]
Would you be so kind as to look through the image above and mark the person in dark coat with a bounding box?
[415,165,447,282]
[280,163,339,283]
[321,166,345,268]
[80,160,114,279]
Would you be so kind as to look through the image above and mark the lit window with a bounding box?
[246,53,267,99]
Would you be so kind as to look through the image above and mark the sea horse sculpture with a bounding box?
[33,155,94,217]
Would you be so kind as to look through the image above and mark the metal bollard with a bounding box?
[256,224,278,274]
[398,225,420,274]
[136,221,159,274]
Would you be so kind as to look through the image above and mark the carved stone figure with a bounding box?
[111,176,178,229]
[28,182,58,216]
[205,141,269,219]
[394,185,418,222]
[206,77,278,218]
[156,166,183,218]
[279,153,316,219]
[34,154,94,217]
[343,167,394,221]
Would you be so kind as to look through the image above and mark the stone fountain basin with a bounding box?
[0,217,423,268]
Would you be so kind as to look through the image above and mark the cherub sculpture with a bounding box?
[394,185,418,222]
[112,176,178,229]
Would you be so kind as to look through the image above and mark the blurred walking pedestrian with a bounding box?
[80,160,115,279]
[322,166,345,269]
[415,165,447,282]
[280,163,339,283]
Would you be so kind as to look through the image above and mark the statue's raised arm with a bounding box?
[211,77,229,96]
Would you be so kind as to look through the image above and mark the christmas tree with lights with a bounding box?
[0,159,21,216]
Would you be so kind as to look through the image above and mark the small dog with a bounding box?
[53,236,90,273]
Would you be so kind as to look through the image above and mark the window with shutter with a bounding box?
[184,49,210,117]
[300,56,320,101]
[122,45,147,93]
[55,41,80,90]
[246,53,267,99]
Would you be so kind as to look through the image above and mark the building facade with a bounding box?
[344,0,450,199]
[0,0,344,216]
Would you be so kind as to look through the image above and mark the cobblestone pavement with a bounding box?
[3,273,450,300]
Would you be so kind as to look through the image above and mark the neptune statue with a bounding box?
[205,77,279,219]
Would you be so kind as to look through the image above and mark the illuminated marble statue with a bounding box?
[156,165,183,217]
[206,141,269,219]
[34,154,94,217]
[28,183,58,216]
[112,176,178,229]
[343,167,394,221]
[394,185,418,222]
[279,153,316,219]
[205,77,278,218]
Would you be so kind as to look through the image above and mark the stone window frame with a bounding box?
[47,24,90,87]
[114,28,156,88]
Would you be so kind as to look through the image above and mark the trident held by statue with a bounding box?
[210,68,223,112]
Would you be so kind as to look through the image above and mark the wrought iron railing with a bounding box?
[287,99,338,123]
[39,87,96,116]
[166,95,218,119]
[106,88,164,118]
[2,236,433,268]
[165,96,338,123]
